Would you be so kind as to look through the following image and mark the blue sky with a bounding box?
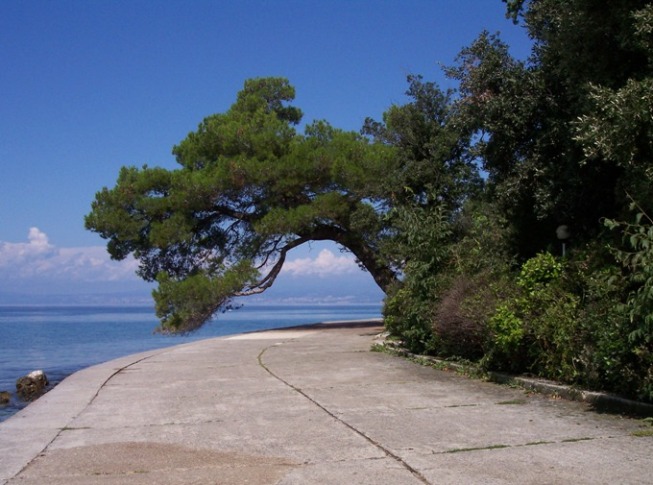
[0,1,531,305]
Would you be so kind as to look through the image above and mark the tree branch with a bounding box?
[234,236,309,296]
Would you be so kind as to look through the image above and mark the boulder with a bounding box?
[16,370,49,401]
[0,391,10,405]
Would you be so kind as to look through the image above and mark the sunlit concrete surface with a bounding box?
[2,320,652,484]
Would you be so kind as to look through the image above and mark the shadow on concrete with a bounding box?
[270,319,384,333]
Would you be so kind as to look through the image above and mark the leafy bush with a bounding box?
[384,285,438,354]
[482,252,582,378]
[603,205,653,401]
[485,303,526,372]
[526,287,582,381]
[382,201,452,354]
[449,199,514,276]
[427,200,515,359]
[517,252,562,294]
[383,199,511,356]
[384,195,653,402]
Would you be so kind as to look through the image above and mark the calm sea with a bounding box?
[0,303,382,422]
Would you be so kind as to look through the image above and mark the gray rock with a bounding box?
[16,370,49,401]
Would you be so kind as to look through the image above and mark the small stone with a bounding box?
[0,391,10,405]
[16,370,49,401]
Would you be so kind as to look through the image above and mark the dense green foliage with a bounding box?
[87,1,653,401]
[447,0,653,255]
[382,0,653,403]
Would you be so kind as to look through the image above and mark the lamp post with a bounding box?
[556,225,570,257]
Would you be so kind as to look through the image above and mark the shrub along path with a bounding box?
[1,320,652,484]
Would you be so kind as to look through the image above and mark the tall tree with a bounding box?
[86,78,397,333]
[449,0,653,255]
[575,4,653,212]
[363,75,480,212]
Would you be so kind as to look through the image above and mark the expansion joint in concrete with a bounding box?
[11,350,167,480]
[257,343,431,485]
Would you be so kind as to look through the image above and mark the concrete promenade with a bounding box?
[1,320,652,484]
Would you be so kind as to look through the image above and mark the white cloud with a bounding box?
[0,227,139,283]
[0,227,54,265]
[281,249,359,277]
[0,230,365,299]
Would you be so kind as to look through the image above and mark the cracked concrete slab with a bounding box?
[1,320,652,484]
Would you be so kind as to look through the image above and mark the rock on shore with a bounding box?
[16,370,49,401]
